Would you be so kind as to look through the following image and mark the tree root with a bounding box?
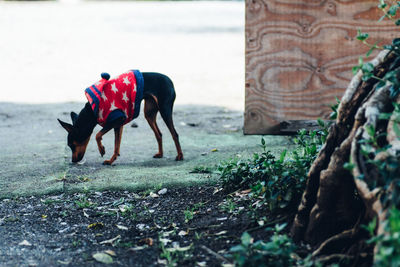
[291,49,400,265]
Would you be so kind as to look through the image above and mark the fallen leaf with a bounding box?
[88,222,104,229]
[215,231,227,236]
[159,238,172,245]
[158,188,168,195]
[139,237,153,246]
[213,188,223,195]
[178,230,188,236]
[149,192,159,198]
[166,245,191,252]
[100,235,121,245]
[162,230,174,237]
[240,189,252,194]
[137,223,146,231]
[18,240,32,246]
[104,250,116,257]
[116,224,128,231]
[129,246,146,251]
[93,252,113,264]
[119,204,129,213]
[211,148,218,152]
[41,215,47,219]
[83,210,89,218]
[57,260,71,265]
[158,258,168,265]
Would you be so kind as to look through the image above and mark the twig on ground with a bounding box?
[200,245,231,264]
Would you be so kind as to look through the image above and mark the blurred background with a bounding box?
[0,0,244,110]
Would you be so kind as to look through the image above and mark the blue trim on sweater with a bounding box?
[106,110,127,126]
[85,88,99,115]
[92,85,102,96]
[132,70,144,119]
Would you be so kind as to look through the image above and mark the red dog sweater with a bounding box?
[85,70,144,127]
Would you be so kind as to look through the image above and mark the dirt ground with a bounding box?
[0,102,294,266]
[0,183,290,267]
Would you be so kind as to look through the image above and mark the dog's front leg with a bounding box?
[103,126,123,165]
[96,128,111,157]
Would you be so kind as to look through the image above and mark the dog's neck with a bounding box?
[74,102,97,142]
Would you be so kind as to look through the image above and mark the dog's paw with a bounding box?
[175,154,184,161]
[153,153,163,158]
[103,159,113,165]
[99,145,105,157]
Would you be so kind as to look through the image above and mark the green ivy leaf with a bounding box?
[241,232,253,247]
[352,66,360,75]
[357,30,369,41]
[388,5,398,16]
[361,62,374,73]
[393,121,400,138]
[393,38,400,47]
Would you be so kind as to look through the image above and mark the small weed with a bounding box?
[77,176,91,182]
[194,231,204,240]
[183,202,205,223]
[184,208,194,223]
[220,197,238,214]
[190,166,213,174]
[75,196,96,209]
[71,239,81,247]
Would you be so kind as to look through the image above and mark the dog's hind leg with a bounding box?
[159,105,183,161]
[144,97,163,158]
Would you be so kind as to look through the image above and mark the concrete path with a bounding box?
[0,102,292,198]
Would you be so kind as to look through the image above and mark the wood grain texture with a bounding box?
[245,0,398,134]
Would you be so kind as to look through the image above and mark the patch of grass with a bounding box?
[74,196,96,209]
[190,166,214,174]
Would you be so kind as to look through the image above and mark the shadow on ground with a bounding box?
[0,102,293,198]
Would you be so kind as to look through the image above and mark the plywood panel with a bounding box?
[245,0,398,134]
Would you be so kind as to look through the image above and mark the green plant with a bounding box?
[158,235,191,267]
[218,125,328,212]
[220,197,238,214]
[183,202,205,223]
[367,207,400,266]
[194,231,204,240]
[72,239,81,247]
[330,96,341,120]
[183,208,194,223]
[74,196,96,209]
[228,224,297,267]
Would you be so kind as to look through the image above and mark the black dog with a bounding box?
[58,71,183,165]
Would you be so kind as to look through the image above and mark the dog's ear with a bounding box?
[70,112,78,125]
[58,119,74,133]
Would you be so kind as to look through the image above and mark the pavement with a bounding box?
[0,102,292,198]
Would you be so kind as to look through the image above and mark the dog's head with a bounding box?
[58,112,90,163]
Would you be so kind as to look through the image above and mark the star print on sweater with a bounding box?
[85,70,144,127]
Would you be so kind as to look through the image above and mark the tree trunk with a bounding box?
[291,50,400,266]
